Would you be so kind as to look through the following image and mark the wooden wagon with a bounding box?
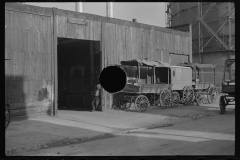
[177,62,218,105]
[169,65,193,106]
[112,59,172,112]
[66,65,91,108]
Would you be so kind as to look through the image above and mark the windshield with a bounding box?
[121,65,138,78]
[224,61,235,82]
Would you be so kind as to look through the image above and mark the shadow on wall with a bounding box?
[5,75,27,120]
[5,76,52,121]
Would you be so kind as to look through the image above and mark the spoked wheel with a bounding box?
[182,86,195,106]
[134,95,150,112]
[5,104,11,130]
[171,91,180,107]
[219,96,227,114]
[207,87,218,104]
[83,94,91,108]
[159,89,171,109]
[195,90,204,106]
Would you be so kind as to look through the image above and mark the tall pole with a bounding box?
[228,2,232,80]
[189,24,192,63]
[228,2,232,52]
[198,2,202,64]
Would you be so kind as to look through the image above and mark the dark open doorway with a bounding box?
[57,38,101,111]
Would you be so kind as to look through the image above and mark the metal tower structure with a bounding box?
[166,2,235,64]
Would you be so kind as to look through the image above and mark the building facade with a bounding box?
[5,3,192,118]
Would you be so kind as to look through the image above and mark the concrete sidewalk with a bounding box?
[5,106,182,156]
[5,115,117,156]
[6,103,229,156]
[56,103,225,130]
[57,109,181,131]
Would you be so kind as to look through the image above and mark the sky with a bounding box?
[24,2,167,27]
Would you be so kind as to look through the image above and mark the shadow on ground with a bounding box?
[5,119,115,156]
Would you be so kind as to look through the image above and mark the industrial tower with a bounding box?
[166,2,235,71]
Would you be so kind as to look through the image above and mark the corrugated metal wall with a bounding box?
[5,4,53,118]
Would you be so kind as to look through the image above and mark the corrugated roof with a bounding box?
[178,62,216,71]
[120,59,171,67]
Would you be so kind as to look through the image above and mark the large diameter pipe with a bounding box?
[75,2,83,12]
[106,2,113,18]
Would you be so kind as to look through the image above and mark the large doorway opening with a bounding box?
[57,38,101,111]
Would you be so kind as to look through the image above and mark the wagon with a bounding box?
[169,65,193,106]
[177,62,217,105]
[219,59,235,114]
[112,59,172,112]
[66,65,91,108]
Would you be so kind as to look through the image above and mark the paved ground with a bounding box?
[5,102,235,156]
[20,117,235,156]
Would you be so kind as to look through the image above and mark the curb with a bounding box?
[6,133,116,156]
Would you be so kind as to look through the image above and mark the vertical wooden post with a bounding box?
[50,9,54,116]
[101,22,106,111]
[189,24,192,63]
[214,68,215,85]
[153,66,155,84]
[90,41,94,93]
[168,68,169,84]
[53,8,58,117]
[138,63,140,80]
[196,69,198,89]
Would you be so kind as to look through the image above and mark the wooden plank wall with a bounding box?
[5,3,192,113]
[102,22,191,110]
[56,15,101,41]
[5,9,53,118]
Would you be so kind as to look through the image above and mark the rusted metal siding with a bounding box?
[5,4,53,118]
